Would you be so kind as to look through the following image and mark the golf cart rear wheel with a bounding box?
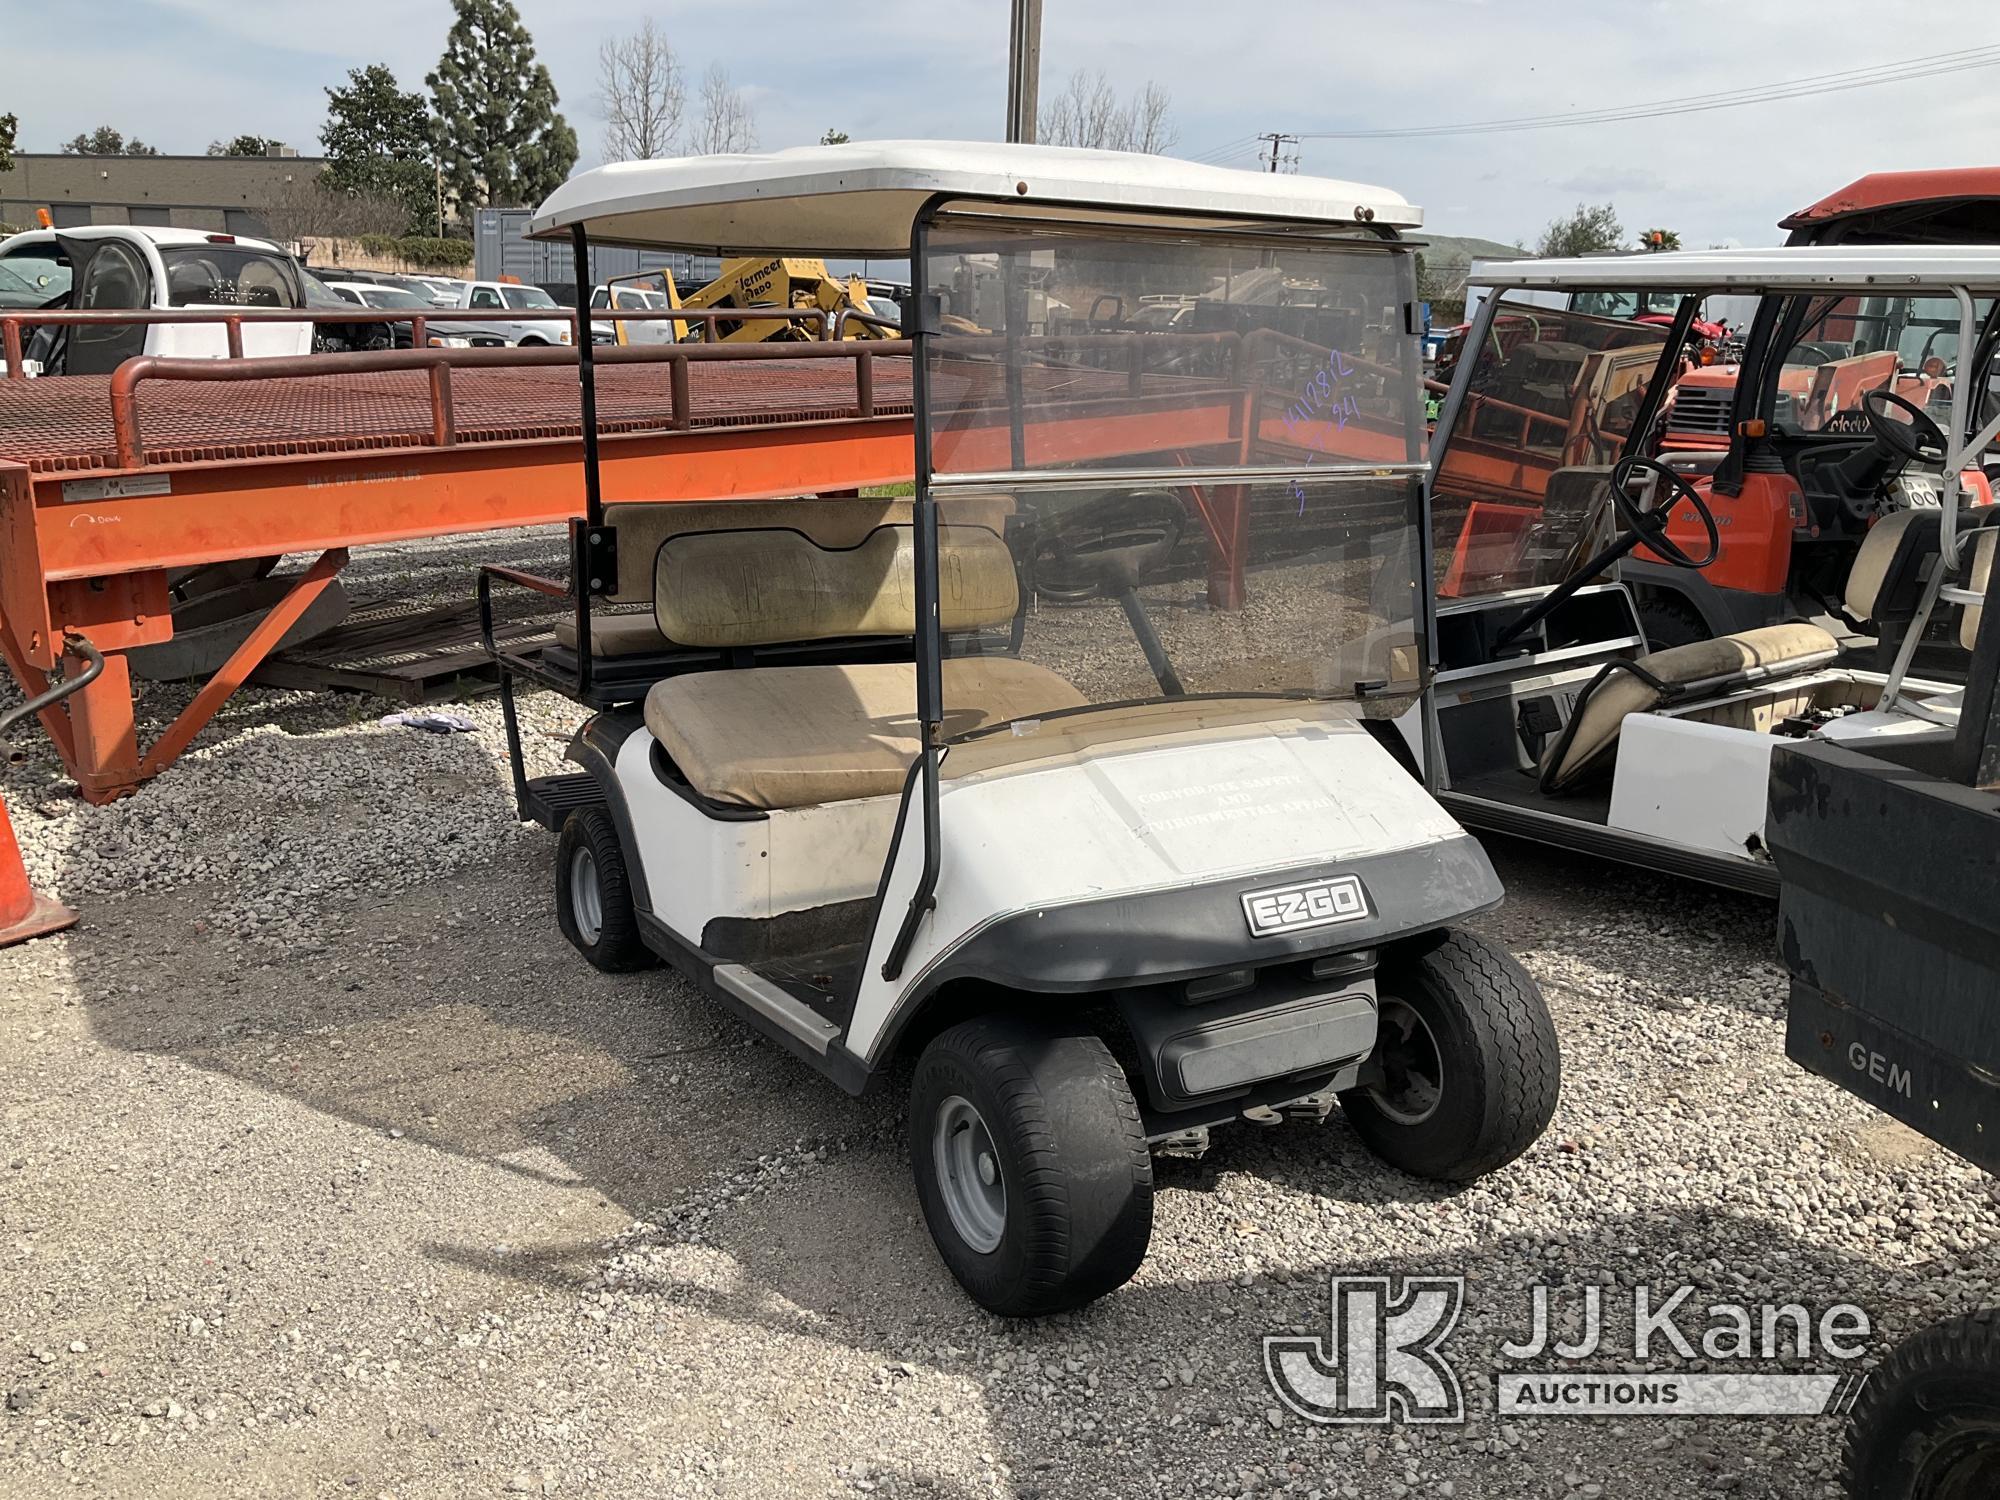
[1340,929,1560,1182]
[910,1017,1153,1317]
[555,806,655,973]
[1845,1309,2000,1500]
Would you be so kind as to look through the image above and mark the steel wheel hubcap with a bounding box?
[569,846,604,945]
[1369,997,1443,1126]
[933,1095,1006,1253]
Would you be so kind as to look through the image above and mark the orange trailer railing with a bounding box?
[0,314,1279,802]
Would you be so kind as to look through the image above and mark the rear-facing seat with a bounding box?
[638,506,1083,810]
[553,496,1016,659]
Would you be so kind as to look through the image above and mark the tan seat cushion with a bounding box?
[552,613,671,657]
[656,524,1017,648]
[602,496,1016,603]
[1541,622,1840,791]
[1963,529,1995,651]
[1844,509,1926,623]
[646,658,1087,809]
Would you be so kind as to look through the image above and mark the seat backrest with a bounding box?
[1963,528,1996,651]
[1541,622,1841,791]
[1845,508,1940,624]
[654,522,1018,649]
[601,496,1014,603]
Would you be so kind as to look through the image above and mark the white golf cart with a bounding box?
[485,142,1561,1315]
[1419,246,2000,894]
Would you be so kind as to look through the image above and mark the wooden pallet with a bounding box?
[248,592,564,703]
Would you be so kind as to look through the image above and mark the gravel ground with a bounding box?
[3,536,1997,1500]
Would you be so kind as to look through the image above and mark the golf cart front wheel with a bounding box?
[1340,928,1560,1182]
[555,806,655,973]
[910,1017,1153,1317]
[1845,1310,2000,1500]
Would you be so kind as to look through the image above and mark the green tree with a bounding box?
[0,113,16,174]
[61,126,161,156]
[1638,227,1682,253]
[1534,202,1623,258]
[208,134,280,157]
[820,128,849,146]
[427,0,577,212]
[322,65,436,234]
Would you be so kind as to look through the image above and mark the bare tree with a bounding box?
[690,63,758,155]
[1124,81,1177,154]
[258,177,409,244]
[1038,70,1176,153]
[597,17,685,162]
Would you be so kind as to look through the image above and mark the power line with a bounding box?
[1182,135,1259,165]
[1294,44,2000,140]
[1257,132,1299,173]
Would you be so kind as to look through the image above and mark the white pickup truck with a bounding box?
[0,225,315,375]
[418,277,574,347]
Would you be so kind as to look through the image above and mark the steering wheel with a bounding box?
[1862,387,1949,465]
[1610,455,1721,570]
[1030,490,1185,602]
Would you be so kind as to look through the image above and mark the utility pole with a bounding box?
[1257,132,1299,174]
[1006,0,1043,144]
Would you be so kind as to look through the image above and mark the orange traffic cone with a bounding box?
[0,795,73,947]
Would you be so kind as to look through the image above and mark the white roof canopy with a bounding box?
[527,140,1421,255]
[1469,244,2000,293]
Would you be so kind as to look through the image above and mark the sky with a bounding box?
[5,0,1999,248]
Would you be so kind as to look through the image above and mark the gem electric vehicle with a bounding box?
[483,143,1561,1316]
[1420,245,2000,895]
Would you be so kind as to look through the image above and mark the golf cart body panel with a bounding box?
[1421,246,2000,888]
[844,716,1496,1059]
[500,141,1559,1314]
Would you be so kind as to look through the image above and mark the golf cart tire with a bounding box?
[555,806,655,973]
[1844,1308,2000,1500]
[1637,591,1711,652]
[1340,929,1560,1183]
[910,1017,1153,1318]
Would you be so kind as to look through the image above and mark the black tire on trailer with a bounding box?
[1638,591,1712,652]
[910,1016,1153,1317]
[1340,928,1561,1182]
[1844,1309,2000,1500]
[555,806,655,973]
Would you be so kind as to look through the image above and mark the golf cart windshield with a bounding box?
[1430,297,1674,597]
[922,212,1427,743]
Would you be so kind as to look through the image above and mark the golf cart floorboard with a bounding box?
[758,944,867,1033]
[1449,768,1612,826]
[1441,777,1780,897]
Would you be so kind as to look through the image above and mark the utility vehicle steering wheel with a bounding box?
[1030,489,1186,602]
[1862,387,1949,466]
[1610,455,1721,571]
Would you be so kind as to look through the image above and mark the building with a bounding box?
[0,150,325,236]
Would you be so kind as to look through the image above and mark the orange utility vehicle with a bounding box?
[1634,170,2000,647]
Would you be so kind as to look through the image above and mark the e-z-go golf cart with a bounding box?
[482,142,1560,1316]
[1414,245,2000,896]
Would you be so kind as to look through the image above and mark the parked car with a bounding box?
[0,225,313,375]
[316,279,423,350]
[426,277,574,346]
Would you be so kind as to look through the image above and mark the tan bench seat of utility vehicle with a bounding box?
[553,612,671,657]
[646,659,1086,809]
